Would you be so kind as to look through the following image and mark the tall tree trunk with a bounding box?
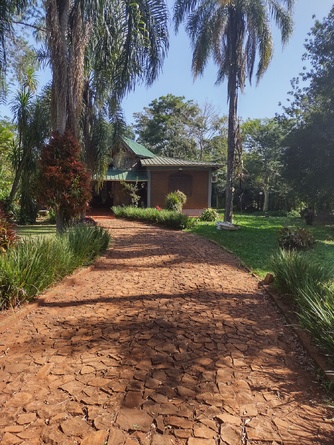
[46,0,69,134]
[263,185,270,212]
[224,75,238,223]
[55,209,65,233]
[9,147,31,203]
[224,9,240,224]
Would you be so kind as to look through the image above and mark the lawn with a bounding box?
[16,223,57,238]
[188,213,334,278]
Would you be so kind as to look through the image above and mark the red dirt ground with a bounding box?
[0,215,333,444]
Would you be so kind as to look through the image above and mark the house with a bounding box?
[91,137,221,215]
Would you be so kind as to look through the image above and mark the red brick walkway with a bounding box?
[0,217,333,444]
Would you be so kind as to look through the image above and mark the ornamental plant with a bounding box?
[0,207,16,253]
[165,190,187,212]
[199,208,219,221]
[278,226,315,251]
[38,131,91,233]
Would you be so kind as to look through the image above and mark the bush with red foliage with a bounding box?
[0,206,17,252]
[38,131,92,230]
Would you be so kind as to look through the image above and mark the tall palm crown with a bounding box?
[174,0,294,221]
[45,0,169,135]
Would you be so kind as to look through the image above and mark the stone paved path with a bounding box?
[0,216,333,445]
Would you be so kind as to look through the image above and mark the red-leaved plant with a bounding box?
[38,131,92,232]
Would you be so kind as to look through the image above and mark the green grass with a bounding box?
[16,223,57,238]
[188,213,334,278]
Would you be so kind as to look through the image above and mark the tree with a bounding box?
[173,0,294,222]
[38,132,91,233]
[45,0,169,137]
[134,94,201,159]
[0,0,30,96]
[133,94,226,161]
[6,40,51,223]
[0,120,16,201]
[242,118,285,212]
[282,7,334,211]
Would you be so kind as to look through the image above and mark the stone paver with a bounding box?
[0,216,333,444]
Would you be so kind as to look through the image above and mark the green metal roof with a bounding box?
[105,168,148,182]
[122,137,156,158]
[141,156,221,169]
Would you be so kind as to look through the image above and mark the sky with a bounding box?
[122,0,334,125]
[1,1,333,125]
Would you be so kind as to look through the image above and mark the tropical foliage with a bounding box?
[0,207,17,252]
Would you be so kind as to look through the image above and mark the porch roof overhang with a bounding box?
[104,168,148,182]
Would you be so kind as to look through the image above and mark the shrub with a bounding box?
[112,206,195,230]
[270,249,332,296]
[0,224,110,309]
[287,209,302,218]
[0,208,17,253]
[270,249,334,362]
[37,131,92,232]
[298,286,334,361]
[165,190,187,212]
[278,226,315,250]
[199,208,219,221]
[65,223,110,265]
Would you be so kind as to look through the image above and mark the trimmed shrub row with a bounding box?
[112,206,195,230]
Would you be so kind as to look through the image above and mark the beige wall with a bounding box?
[150,170,209,209]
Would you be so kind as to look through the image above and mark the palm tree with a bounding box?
[45,0,169,137]
[0,0,30,98]
[174,0,294,222]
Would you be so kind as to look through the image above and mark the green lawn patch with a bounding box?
[189,213,334,278]
[189,213,296,277]
[16,224,57,238]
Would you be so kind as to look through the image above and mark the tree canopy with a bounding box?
[133,94,228,161]
[282,6,334,210]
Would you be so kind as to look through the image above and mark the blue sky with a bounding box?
[123,0,334,125]
[1,1,333,125]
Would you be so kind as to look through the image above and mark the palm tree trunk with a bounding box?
[46,0,69,134]
[224,74,238,223]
